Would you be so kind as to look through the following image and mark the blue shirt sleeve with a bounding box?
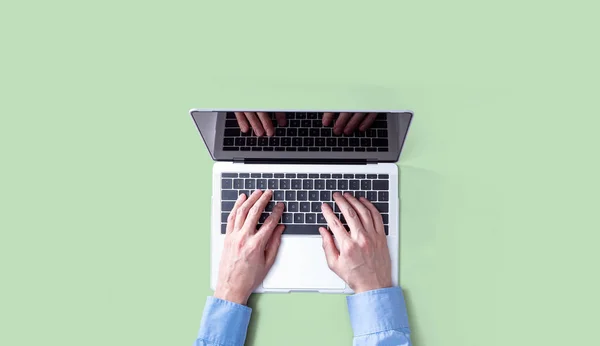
[195,297,252,346]
[347,287,412,346]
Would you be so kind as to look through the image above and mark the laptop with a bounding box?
[190,109,413,294]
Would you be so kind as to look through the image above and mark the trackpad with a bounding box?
[263,237,345,290]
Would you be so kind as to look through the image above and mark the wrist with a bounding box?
[352,280,393,294]
[214,288,249,305]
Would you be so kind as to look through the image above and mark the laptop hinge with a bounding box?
[233,158,245,164]
[238,158,369,165]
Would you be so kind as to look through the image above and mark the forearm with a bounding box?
[347,287,411,346]
[196,297,252,346]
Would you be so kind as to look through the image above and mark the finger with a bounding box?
[360,197,385,235]
[343,113,366,135]
[333,192,364,238]
[256,202,284,244]
[275,112,287,127]
[244,112,265,136]
[257,112,275,137]
[333,113,352,135]
[321,202,349,240]
[319,227,340,269]
[322,112,335,126]
[242,189,273,233]
[359,113,378,131]
[235,190,263,231]
[235,112,251,133]
[265,224,285,268]
[226,193,247,233]
[343,192,374,232]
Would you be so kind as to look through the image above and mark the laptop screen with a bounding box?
[190,110,412,162]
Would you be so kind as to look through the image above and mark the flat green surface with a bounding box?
[1,1,599,345]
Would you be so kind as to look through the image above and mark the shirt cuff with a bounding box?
[346,286,410,336]
[198,296,252,346]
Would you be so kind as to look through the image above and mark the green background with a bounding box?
[1,0,599,345]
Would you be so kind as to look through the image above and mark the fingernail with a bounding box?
[333,192,341,197]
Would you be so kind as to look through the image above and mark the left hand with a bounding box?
[322,112,378,135]
[214,190,285,305]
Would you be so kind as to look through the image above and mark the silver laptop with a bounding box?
[190,109,413,294]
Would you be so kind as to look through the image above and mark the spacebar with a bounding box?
[282,224,322,235]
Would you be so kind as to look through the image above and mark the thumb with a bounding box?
[318,227,339,269]
[265,225,285,268]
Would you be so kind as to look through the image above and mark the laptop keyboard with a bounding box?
[220,172,390,235]
[223,112,389,152]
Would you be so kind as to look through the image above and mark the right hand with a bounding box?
[234,112,287,137]
[319,192,392,293]
[322,112,378,136]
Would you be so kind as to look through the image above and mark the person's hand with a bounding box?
[234,112,287,137]
[215,190,285,305]
[318,192,392,293]
[322,112,378,136]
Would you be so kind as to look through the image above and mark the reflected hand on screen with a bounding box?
[234,112,287,137]
[322,112,378,136]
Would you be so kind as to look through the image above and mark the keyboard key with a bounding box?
[223,137,235,146]
[280,179,290,189]
[305,213,316,223]
[349,138,359,146]
[288,202,299,212]
[221,179,233,189]
[355,191,366,198]
[265,202,275,212]
[245,179,256,189]
[320,147,331,151]
[315,138,326,146]
[367,174,377,179]
[321,128,332,137]
[326,180,336,189]
[373,180,389,190]
[221,190,238,201]
[309,174,319,178]
[320,174,331,178]
[274,190,284,200]
[221,201,235,211]
[257,179,267,190]
[301,120,311,127]
[259,213,269,223]
[303,180,313,189]
[367,148,377,152]
[221,224,227,234]
[286,173,296,178]
[251,147,262,151]
[275,128,286,136]
[251,173,261,178]
[221,212,229,223]
[311,202,321,212]
[320,191,331,201]
[233,179,243,189]
[239,190,250,197]
[379,174,389,179]
[361,138,371,147]
[263,146,273,151]
[338,180,348,190]
[268,179,278,189]
[323,201,334,210]
[294,213,304,223]
[285,191,296,201]
[282,213,293,224]
[314,180,325,189]
[222,173,238,178]
[297,174,308,178]
[269,137,280,146]
[332,174,342,178]
[309,147,319,151]
[343,148,353,152]
[373,203,389,213]
[355,174,365,179]
[382,214,389,224]
[378,191,389,201]
[384,225,389,235]
[343,174,354,179]
[247,138,257,146]
[339,138,348,146]
[300,202,310,212]
[292,138,302,146]
[378,129,388,137]
[361,180,371,190]
[349,180,360,190]
[275,147,285,151]
[286,147,297,151]
[263,173,273,178]
[291,179,302,189]
[297,190,307,200]
[225,120,238,127]
[309,191,319,201]
[310,128,320,136]
[317,213,326,224]
[299,128,309,136]
[223,147,238,151]
[326,138,336,146]
[281,138,291,146]
[258,137,268,146]
[373,139,388,147]
[367,191,378,201]
[274,173,284,178]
